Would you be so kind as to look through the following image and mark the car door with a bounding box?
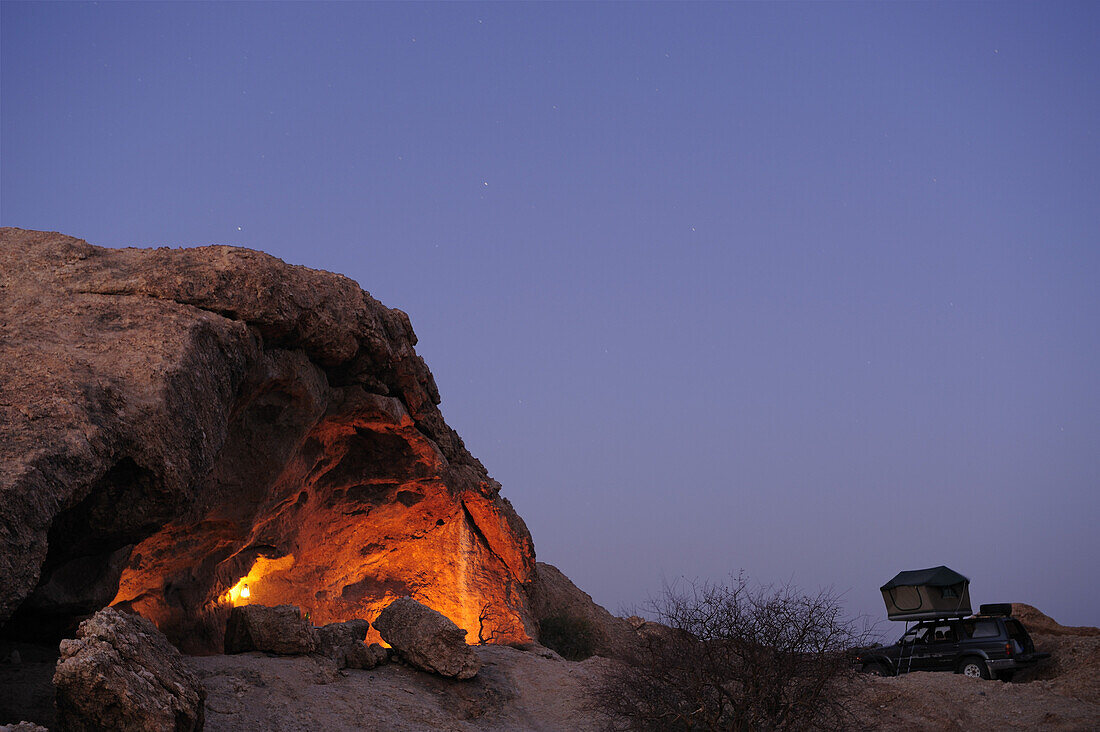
[923,623,960,671]
[899,624,936,672]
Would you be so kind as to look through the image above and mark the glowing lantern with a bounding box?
[222,554,296,606]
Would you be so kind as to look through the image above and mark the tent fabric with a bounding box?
[880,565,968,591]
[880,565,972,620]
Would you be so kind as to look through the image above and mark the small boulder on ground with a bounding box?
[353,642,391,670]
[373,597,481,679]
[53,607,205,732]
[224,605,317,655]
[314,618,388,669]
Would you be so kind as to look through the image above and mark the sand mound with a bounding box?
[1013,604,1100,637]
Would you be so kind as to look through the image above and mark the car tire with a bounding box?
[861,662,890,677]
[957,658,991,680]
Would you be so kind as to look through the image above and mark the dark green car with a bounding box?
[857,607,1049,681]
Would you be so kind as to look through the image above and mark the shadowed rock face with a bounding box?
[0,228,536,652]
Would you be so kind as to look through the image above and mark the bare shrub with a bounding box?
[475,603,524,645]
[539,614,597,661]
[591,574,873,731]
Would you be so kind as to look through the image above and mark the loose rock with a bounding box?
[53,607,205,732]
[362,643,391,667]
[315,618,387,669]
[374,597,481,679]
[224,604,317,655]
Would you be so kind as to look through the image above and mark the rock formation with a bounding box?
[314,618,388,669]
[530,562,642,659]
[0,228,535,653]
[374,596,482,679]
[223,604,317,655]
[53,607,205,731]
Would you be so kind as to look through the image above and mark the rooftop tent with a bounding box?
[880,566,971,621]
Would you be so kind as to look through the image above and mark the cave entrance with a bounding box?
[3,457,170,643]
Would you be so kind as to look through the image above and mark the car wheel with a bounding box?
[958,658,991,680]
[861,662,889,677]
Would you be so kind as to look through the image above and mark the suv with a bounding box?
[857,606,1049,680]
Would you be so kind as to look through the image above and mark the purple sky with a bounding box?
[3,2,1098,630]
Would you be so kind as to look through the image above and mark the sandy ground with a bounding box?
[191,636,1099,732]
[855,671,1099,730]
[854,631,1100,731]
[191,645,614,732]
[3,632,1097,730]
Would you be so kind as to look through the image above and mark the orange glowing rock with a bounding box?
[110,390,537,652]
[1,231,538,654]
[221,555,294,606]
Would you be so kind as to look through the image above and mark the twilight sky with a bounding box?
[3,2,1098,629]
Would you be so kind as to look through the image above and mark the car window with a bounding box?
[962,620,1000,639]
[901,626,930,644]
[930,625,956,643]
[1005,620,1028,643]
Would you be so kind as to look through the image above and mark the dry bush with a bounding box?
[539,614,597,660]
[591,574,873,731]
[475,603,525,645]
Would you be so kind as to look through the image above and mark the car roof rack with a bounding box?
[977,603,1012,617]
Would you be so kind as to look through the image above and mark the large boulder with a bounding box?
[314,618,388,669]
[53,607,205,731]
[0,228,537,652]
[224,605,317,655]
[373,597,481,679]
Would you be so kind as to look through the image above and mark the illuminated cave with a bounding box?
[0,231,538,655]
[109,387,535,653]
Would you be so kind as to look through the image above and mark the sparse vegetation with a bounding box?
[539,614,597,661]
[475,602,525,645]
[590,574,872,731]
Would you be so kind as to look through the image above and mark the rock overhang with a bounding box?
[0,228,536,652]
